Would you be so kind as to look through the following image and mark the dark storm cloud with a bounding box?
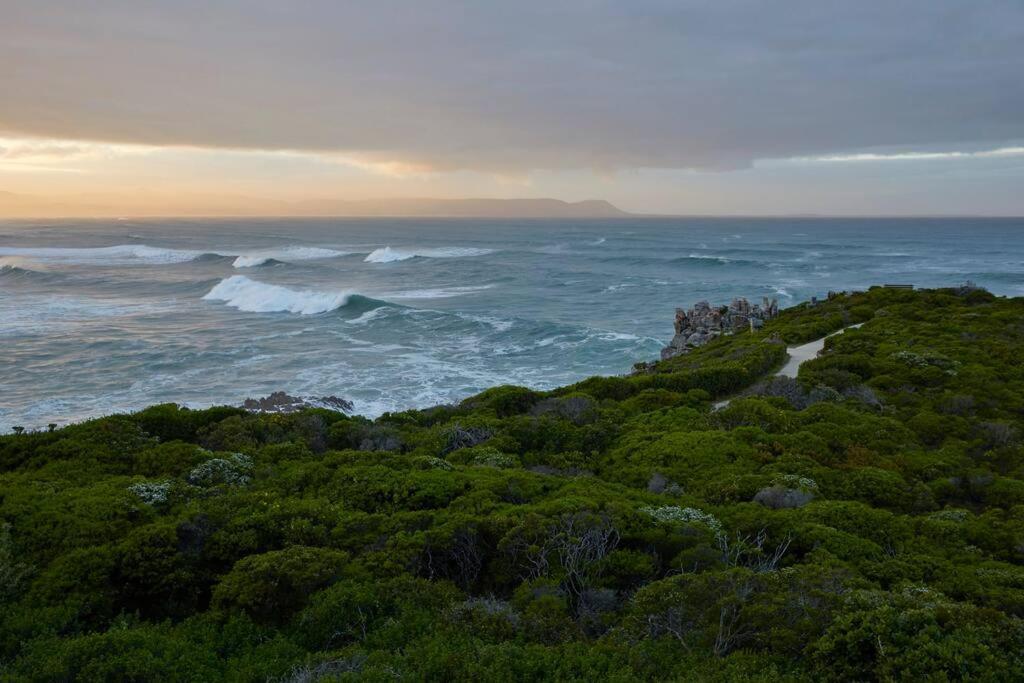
[1,1,1022,171]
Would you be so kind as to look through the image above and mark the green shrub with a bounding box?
[212,546,350,623]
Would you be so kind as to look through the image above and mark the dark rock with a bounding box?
[646,471,683,496]
[242,391,353,414]
[753,486,814,509]
[647,471,668,493]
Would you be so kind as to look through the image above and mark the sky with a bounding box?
[1,1,1023,216]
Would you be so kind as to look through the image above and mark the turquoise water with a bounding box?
[1,217,1022,430]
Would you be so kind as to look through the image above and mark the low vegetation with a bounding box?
[2,286,1023,681]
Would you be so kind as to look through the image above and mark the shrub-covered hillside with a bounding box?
[2,286,1024,681]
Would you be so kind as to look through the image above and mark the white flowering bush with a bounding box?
[414,456,454,471]
[928,508,969,523]
[889,350,960,375]
[128,480,173,505]
[640,505,724,539]
[471,449,519,469]
[976,565,1024,587]
[897,584,945,607]
[187,453,253,487]
[771,474,818,492]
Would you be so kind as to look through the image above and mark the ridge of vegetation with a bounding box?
[2,285,1023,681]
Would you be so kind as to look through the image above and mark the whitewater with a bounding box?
[2,216,1023,431]
[202,276,359,315]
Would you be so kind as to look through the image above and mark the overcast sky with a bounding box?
[2,1,1023,215]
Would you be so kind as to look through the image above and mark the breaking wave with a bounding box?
[0,256,69,284]
[597,253,758,267]
[231,256,285,268]
[232,246,351,268]
[0,243,355,269]
[671,253,758,266]
[682,253,732,264]
[0,244,207,265]
[202,275,364,315]
[386,285,495,299]
[0,256,37,272]
[364,246,494,263]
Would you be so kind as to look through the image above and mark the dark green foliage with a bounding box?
[212,546,351,624]
[2,287,1024,680]
[132,404,247,444]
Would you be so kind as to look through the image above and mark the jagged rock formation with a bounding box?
[660,297,778,360]
[242,391,353,414]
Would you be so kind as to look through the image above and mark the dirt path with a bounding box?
[714,322,864,409]
[776,322,864,378]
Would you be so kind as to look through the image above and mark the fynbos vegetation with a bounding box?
[2,286,1023,680]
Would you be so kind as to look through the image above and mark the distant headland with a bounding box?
[0,192,630,219]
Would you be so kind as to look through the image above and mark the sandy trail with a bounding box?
[776,322,864,378]
[714,322,864,409]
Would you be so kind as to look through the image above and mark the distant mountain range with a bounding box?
[292,197,628,218]
[0,191,629,218]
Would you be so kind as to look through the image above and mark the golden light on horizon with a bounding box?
[4,130,1024,219]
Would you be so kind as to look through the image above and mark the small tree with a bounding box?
[505,511,619,615]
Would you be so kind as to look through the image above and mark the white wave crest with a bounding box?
[0,244,207,265]
[0,243,356,268]
[687,252,731,263]
[231,255,276,268]
[346,307,392,325]
[203,275,355,314]
[232,246,351,268]
[364,246,494,263]
[0,256,37,271]
[386,284,495,299]
[602,282,638,293]
[454,312,515,332]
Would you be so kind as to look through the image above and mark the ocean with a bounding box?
[1,216,1022,431]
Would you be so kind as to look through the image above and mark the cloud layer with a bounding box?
[2,1,1023,172]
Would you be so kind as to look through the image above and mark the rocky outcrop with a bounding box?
[242,391,353,414]
[753,485,814,509]
[660,297,778,360]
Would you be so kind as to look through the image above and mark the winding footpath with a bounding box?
[714,322,864,410]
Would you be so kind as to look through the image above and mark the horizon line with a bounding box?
[2,213,1023,221]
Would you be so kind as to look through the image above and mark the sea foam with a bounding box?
[364,246,494,263]
[203,275,356,314]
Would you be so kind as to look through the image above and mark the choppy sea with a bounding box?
[2,216,1022,431]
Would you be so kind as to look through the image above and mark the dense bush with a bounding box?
[2,287,1023,680]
